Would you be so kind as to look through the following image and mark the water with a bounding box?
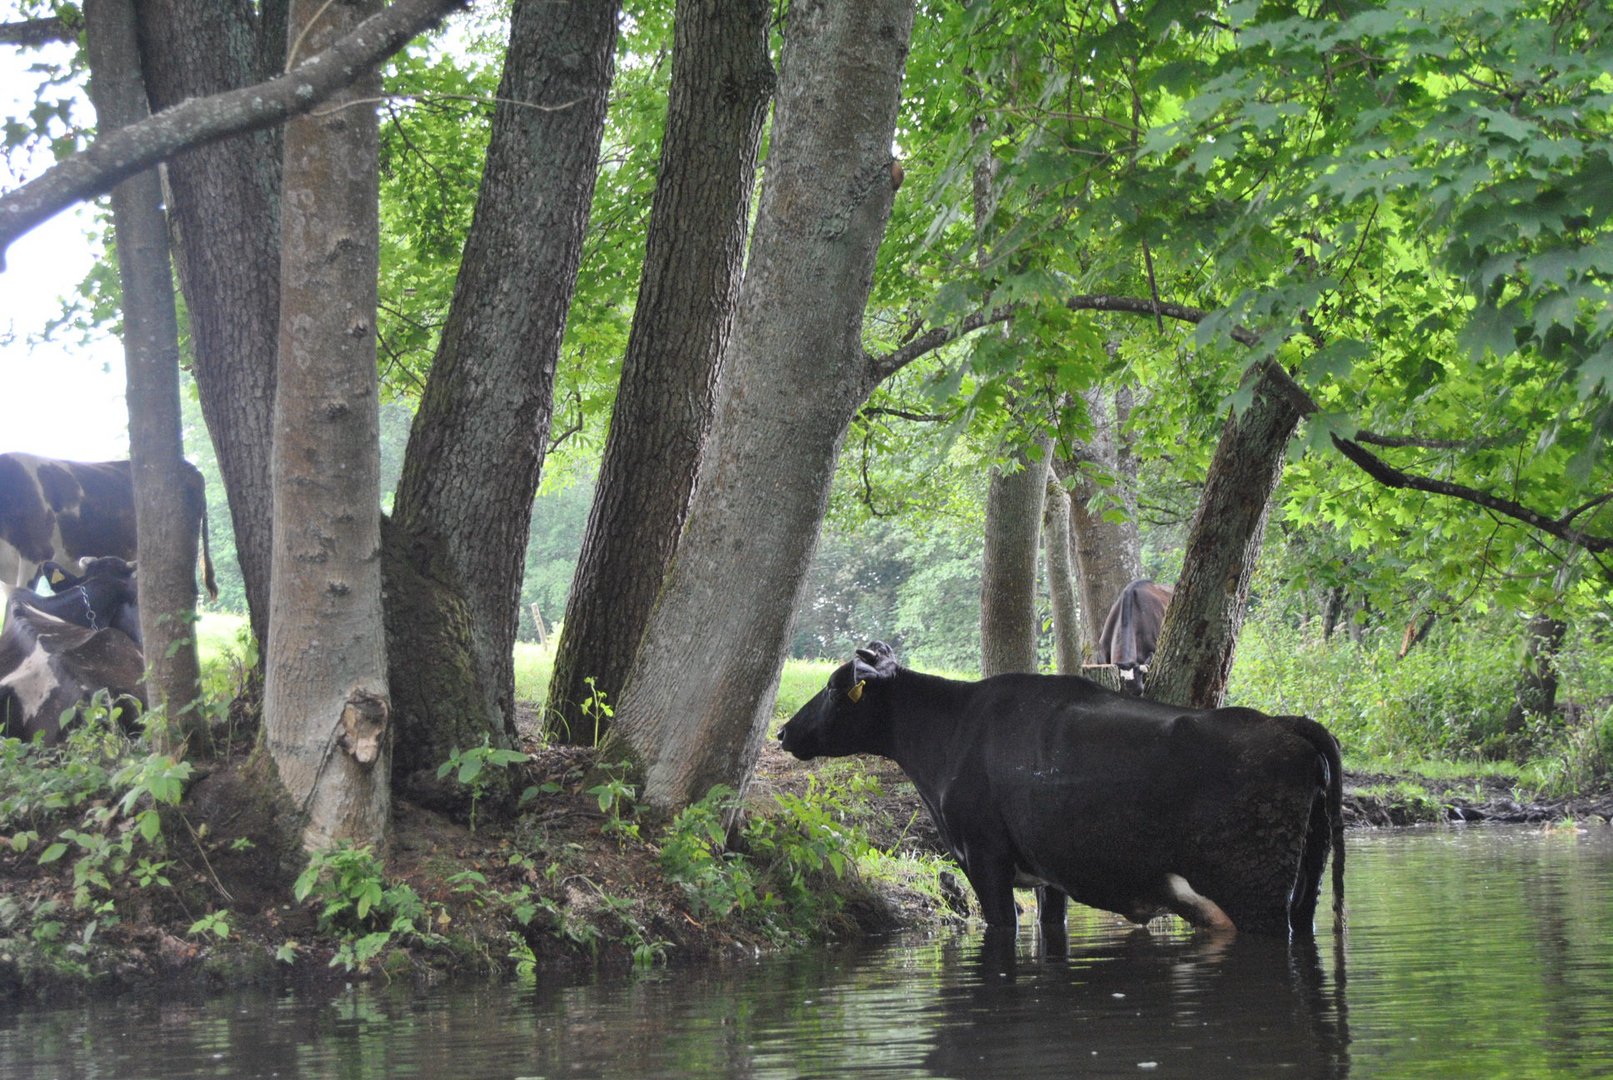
[4,825,1613,1079]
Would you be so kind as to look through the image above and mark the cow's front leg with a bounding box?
[961,852,1020,927]
[1035,885,1067,931]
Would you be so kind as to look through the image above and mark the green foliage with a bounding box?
[659,776,878,945]
[1228,605,1613,785]
[586,763,640,844]
[293,844,431,971]
[436,737,531,832]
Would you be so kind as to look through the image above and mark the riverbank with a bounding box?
[2,726,1610,1004]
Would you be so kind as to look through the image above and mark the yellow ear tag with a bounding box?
[847,680,866,703]
[49,569,64,585]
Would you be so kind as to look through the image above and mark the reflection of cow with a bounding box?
[1096,579,1173,694]
[0,452,216,597]
[781,641,1344,938]
[0,557,145,743]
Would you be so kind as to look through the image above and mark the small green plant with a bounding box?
[586,765,641,844]
[293,844,429,971]
[581,677,614,747]
[188,910,231,940]
[437,737,531,832]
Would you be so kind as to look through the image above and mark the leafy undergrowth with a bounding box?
[3,702,1610,1004]
[0,710,963,1003]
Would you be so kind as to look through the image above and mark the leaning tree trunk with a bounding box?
[135,0,284,656]
[84,0,204,751]
[1145,363,1302,709]
[264,0,389,851]
[1056,384,1141,659]
[1043,478,1082,675]
[980,437,1051,676]
[545,0,774,745]
[610,0,916,811]
[386,0,619,796]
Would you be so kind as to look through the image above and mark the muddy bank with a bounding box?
[1,734,1608,1004]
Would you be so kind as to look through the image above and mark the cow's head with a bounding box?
[779,640,898,760]
[40,557,142,647]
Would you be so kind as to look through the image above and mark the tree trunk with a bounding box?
[264,0,389,851]
[1145,364,1301,709]
[1043,478,1081,675]
[1056,384,1141,659]
[1503,612,1567,743]
[84,0,204,751]
[545,0,774,744]
[979,438,1050,676]
[386,0,618,795]
[610,0,916,811]
[136,0,282,655]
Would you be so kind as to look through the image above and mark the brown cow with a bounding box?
[0,452,215,597]
[1096,578,1174,695]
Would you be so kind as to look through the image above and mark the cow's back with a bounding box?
[939,679,1328,933]
[0,454,139,587]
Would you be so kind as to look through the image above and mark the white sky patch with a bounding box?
[0,27,127,462]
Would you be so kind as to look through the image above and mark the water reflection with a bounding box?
[3,826,1612,1078]
[911,924,1347,1079]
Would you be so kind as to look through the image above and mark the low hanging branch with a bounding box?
[0,0,468,268]
[1330,434,1613,554]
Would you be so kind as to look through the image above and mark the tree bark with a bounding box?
[1055,384,1141,659]
[1503,612,1567,744]
[135,0,283,657]
[545,0,774,745]
[980,438,1051,676]
[1043,479,1081,675]
[386,0,618,795]
[264,0,390,851]
[1145,364,1302,709]
[611,0,916,811]
[84,0,204,751]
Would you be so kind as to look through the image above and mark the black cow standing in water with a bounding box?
[780,641,1344,938]
[0,556,145,743]
[1096,578,1174,695]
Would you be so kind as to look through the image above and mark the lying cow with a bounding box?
[1096,578,1173,694]
[780,641,1344,938]
[0,452,216,597]
[0,558,145,743]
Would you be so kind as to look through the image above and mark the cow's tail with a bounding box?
[198,504,217,601]
[1286,714,1345,934]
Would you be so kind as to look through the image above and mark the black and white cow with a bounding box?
[1096,578,1174,694]
[0,452,215,597]
[780,641,1344,938]
[0,557,145,743]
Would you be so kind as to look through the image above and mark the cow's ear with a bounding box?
[856,641,897,677]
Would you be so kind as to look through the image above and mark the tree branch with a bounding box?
[0,0,467,268]
[1330,434,1613,553]
[865,291,1261,381]
[1355,430,1502,451]
[0,17,77,48]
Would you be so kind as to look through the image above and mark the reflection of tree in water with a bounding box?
[922,927,1350,1080]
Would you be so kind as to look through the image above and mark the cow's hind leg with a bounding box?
[1163,873,1236,934]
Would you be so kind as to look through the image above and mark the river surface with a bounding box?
[4,825,1613,1079]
